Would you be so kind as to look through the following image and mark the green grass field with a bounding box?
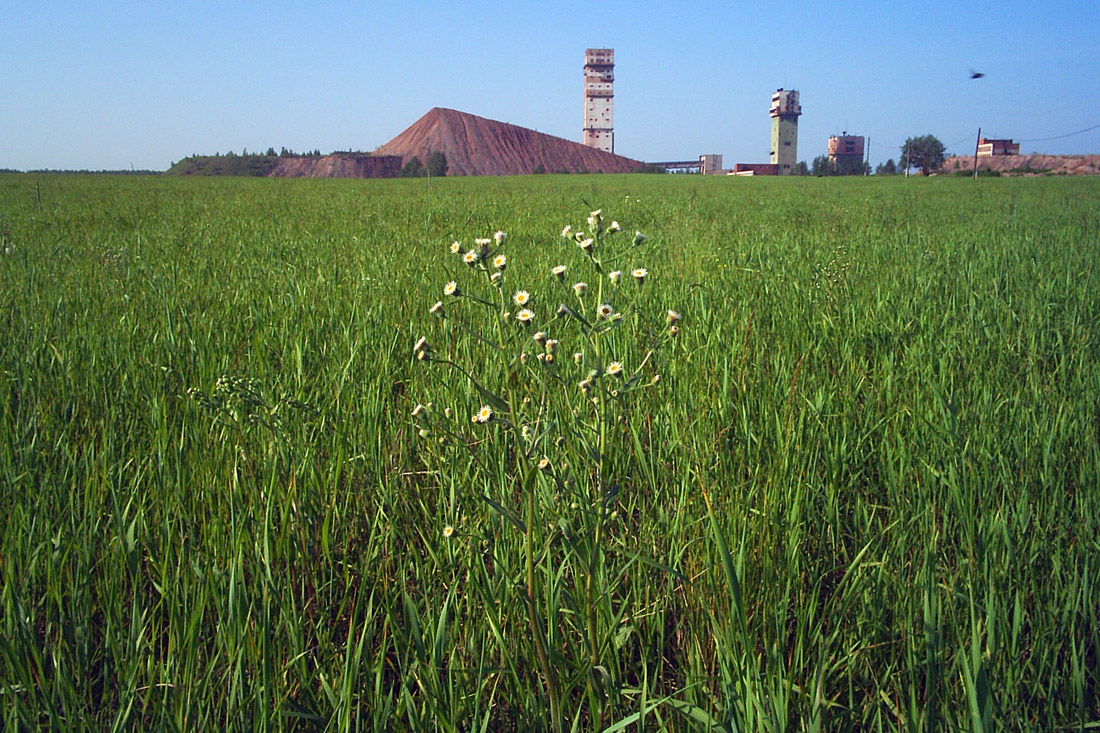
[1,173,1098,730]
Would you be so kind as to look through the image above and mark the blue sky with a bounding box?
[2,0,1098,170]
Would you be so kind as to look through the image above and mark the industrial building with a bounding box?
[977,138,1020,156]
[770,89,801,175]
[583,49,614,153]
[731,163,777,176]
[828,133,865,163]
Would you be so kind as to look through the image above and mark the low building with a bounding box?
[977,138,1020,156]
[730,163,778,176]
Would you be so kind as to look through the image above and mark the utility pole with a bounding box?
[972,127,981,179]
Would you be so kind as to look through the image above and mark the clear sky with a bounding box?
[2,0,1098,171]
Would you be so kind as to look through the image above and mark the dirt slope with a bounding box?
[269,153,401,178]
[943,154,1100,175]
[373,107,646,176]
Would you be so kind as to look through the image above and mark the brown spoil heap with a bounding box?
[269,153,402,178]
[373,107,647,176]
[943,153,1100,176]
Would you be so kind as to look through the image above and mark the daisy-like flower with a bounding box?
[670,325,680,338]
[430,301,444,316]
[561,225,573,238]
[418,428,430,438]
[606,361,624,377]
[443,525,455,538]
[632,267,648,284]
[494,231,507,244]
[532,331,547,345]
[475,238,492,247]
[473,404,494,424]
[556,303,569,318]
[414,336,431,353]
[463,250,479,266]
[513,290,530,306]
[579,377,593,393]
[609,270,622,284]
[544,338,559,353]
[444,280,460,296]
[579,238,594,252]
[493,254,507,270]
[490,271,502,285]
[608,220,622,233]
[573,282,587,297]
[516,308,535,325]
[598,303,614,320]
[588,209,602,231]
[573,352,583,364]
[412,403,428,418]
[633,231,647,246]
[538,457,552,473]
[450,241,462,254]
[552,265,567,280]
[667,309,682,325]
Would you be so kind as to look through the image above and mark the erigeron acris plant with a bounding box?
[411,212,680,729]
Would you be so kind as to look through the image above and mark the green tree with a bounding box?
[875,158,898,175]
[811,155,834,176]
[400,156,424,178]
[835,156,869,176]
[425,151,448,177]
[900,135,946,175]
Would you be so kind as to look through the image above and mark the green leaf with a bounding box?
[480,495,527,533]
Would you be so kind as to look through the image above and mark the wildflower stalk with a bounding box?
[525,459,561,729]
[417,214,669,728]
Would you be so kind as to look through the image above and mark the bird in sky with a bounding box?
[970,69,985,79]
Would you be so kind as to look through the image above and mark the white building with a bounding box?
[583,49,614,153]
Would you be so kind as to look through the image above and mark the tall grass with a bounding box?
[0,173,1097,729]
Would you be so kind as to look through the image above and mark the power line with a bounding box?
[998,122,1100,143]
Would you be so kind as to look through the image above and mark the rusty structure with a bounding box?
[583,49,614,153]
[769,89,801,175]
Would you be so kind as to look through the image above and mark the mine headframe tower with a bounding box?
[770,88,801,175]
[584,48,614,153]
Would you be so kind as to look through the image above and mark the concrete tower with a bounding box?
[583,49,614,153]
[769,88,801,175]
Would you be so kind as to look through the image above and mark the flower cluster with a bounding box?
[412,209,681,541]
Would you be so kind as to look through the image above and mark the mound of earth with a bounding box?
[373,107,647,176]
[943,154,1100,175]
[269,153,401,178]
